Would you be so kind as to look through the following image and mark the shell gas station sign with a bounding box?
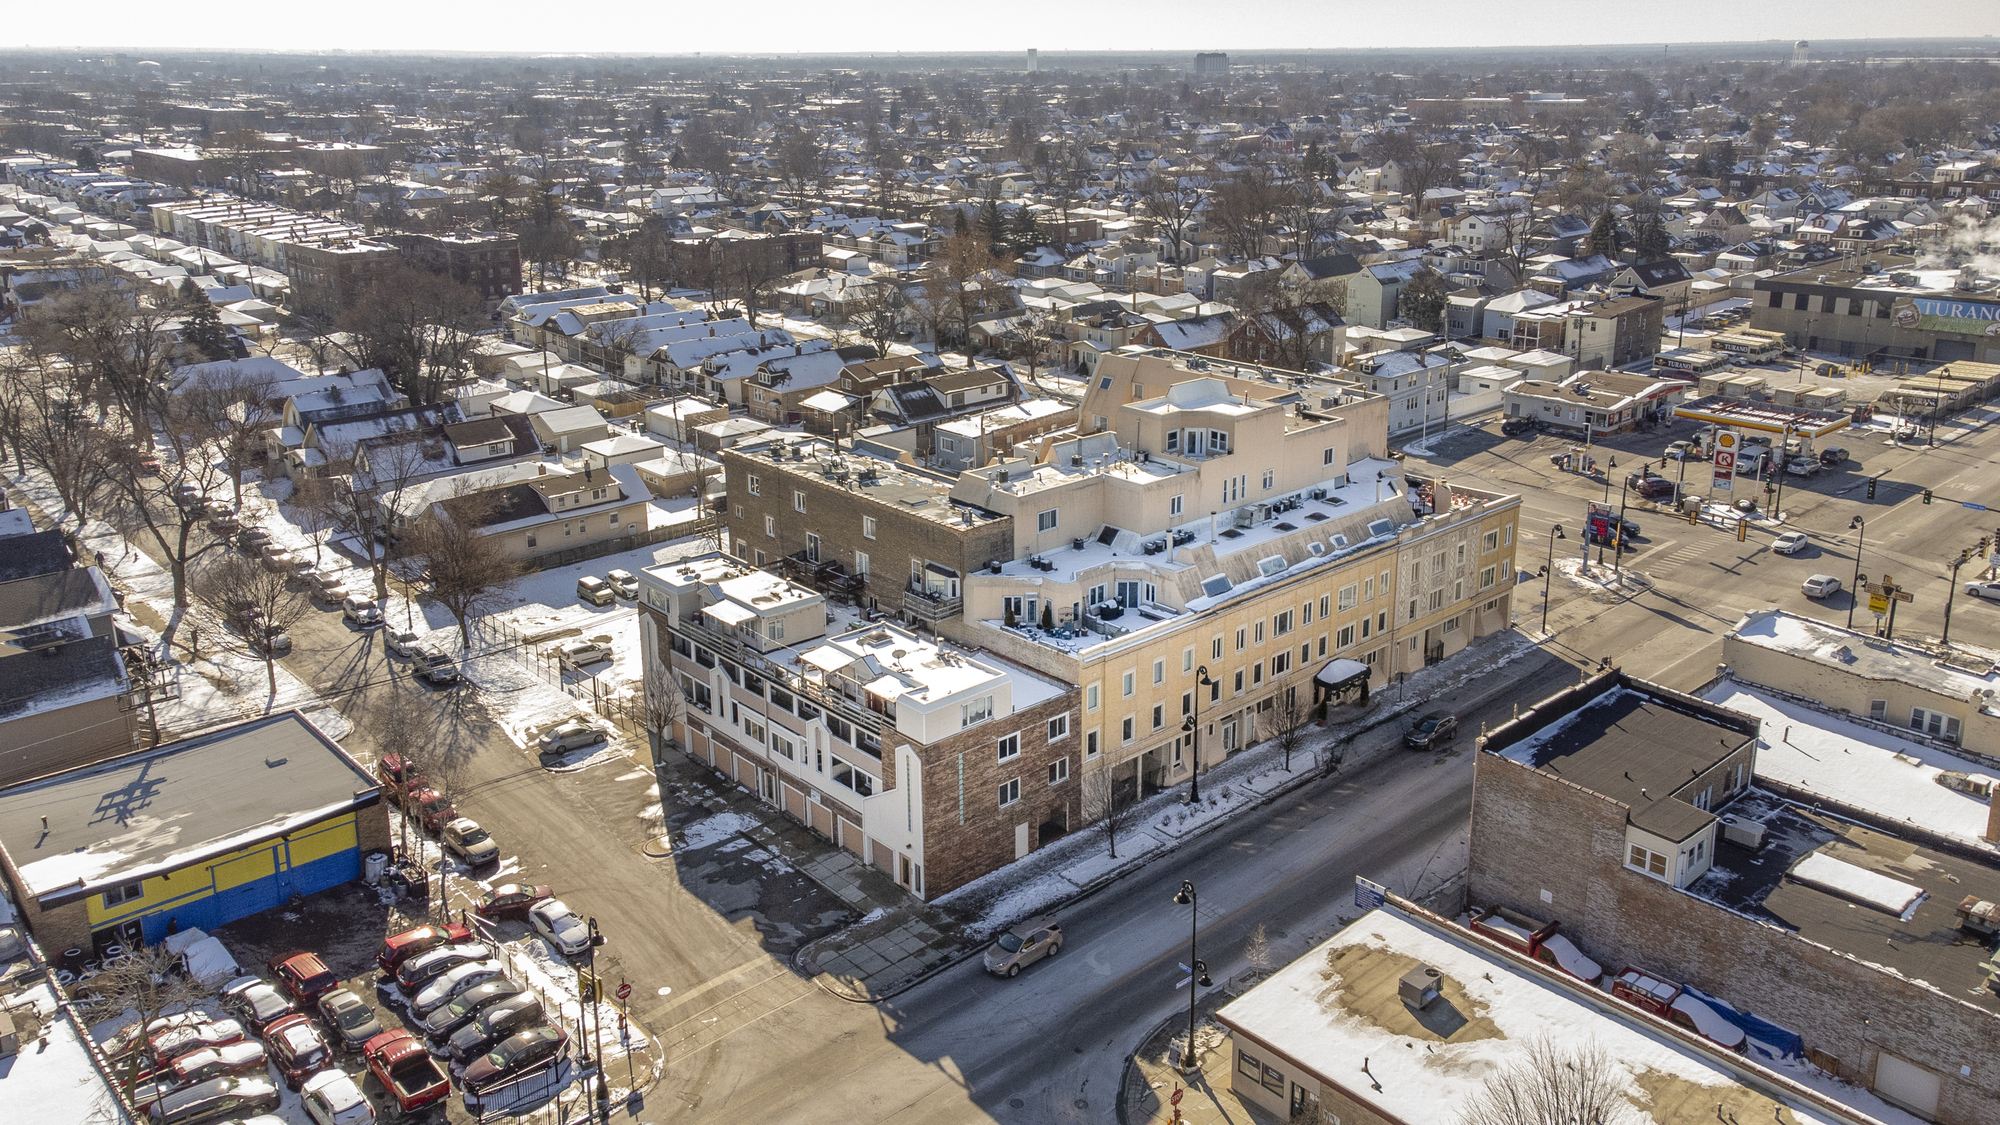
[1711,431,1736,492]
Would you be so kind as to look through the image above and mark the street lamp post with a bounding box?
[586,917,608,1122]
[1846,516,1867,630]
[1185,667,1215,803]
[1540,525,1566,635]
[1944,549,1974,648]
[1172,881,1212,1074]
[1613,478,1632,576]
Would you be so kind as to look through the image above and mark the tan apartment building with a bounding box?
[635,555,1074,898]
[729,349,1521,806]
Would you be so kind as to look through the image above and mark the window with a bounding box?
[764,515,776,537]
[794,491,807,513]
[1261,469,1275,490]
[1122,670,1136,697]
[1086,684,1100,712]
[1212,636,1224,660]
[1152,703,1165,730]
[1038,509,1059,532]
[1337,624,1355,649]
[1319,594,1330,617]
[1086,730,1100,758]
[1048,758,1069,785]
[1153,659,1165,685]
[1122,716,1135,742]
[1911,707,1963,742]
[997,733,1021,762]
[1338,583,1359,611]
[1233,669,1244,693]
[1235,627,1247,652]
[1209,429,1230,453]
[1165,429,1180,452]
[962,696,994,727]
[1170,495,1184,517]
[1628,843,1669,879]
[766,618,786,640]
[771,729,796,761]
[855,551,869,575]
[1254,621,1264,643]
[999,779,1021,808]
[526,532,537,548]
[1483,530,1500,552]
[1380,569,1392,595]
[1183,647,1195,672]
[1360,617,1371,639]
[1324,446,1337,466]
[747,474,761,496]
[1271,651,1291,675]
[1047,714,1070,741]
[1098,376,1114,390]
[1428,590,1445,611]
[1868,699,1887,722]
[1182,690,1194,717]
[863,515,877,539]
[1480,565,1497,590]
[831,758,875,797]
[1272,610,1296,637]
[103,881,143,908]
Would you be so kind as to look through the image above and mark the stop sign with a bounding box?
[616,981,632,1000]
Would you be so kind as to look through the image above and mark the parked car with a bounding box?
[1818,447,1849,466]
[219,977,296,1034]
[1783,456,1819,477]
[363,1030,450,1117]
[446,995,547,1067]
[421,979,527,1042]
[314,988,383,1054]
[476,884,553,922]
[537,722,606,762]
[165,1040,269,1088]
[385,630,423,657]
[1772,531,1810,555]
[555,640,611,669]
[1625,472,1675,500]
[983,917,1062,977]
[311,573,350,601]
[247,627,292,657]
[395,943,493,995]
[236,528,274,553]
[527,900,592,956]
[405,786,457,834]
[376,923,472,975]
[460,1027,570,1094]
[576,576,616,606]
[441,818,500,866]
[1404,711,1459,750]
[1966,581,2000,601]
[260,548,300,573]
[374,754,424,802]
[605,569,638,598]
[300,1068,373,1125]
[1801,574,1844,600]
[414,647,461,685]
[342,595,383,627]
[411,960,508,1021]
[261,1013,333,1090]
[147,1019,246,1065]
[1500,416,1538,437]
[267,950,340,1006]
[146,1075,280,1125]
[1663,440,1699,461]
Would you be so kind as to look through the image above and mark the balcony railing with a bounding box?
[903,586,963,623]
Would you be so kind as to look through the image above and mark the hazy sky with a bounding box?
[15,1,2000,56]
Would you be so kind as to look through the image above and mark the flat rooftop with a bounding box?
[1730,610,1997,713]
[0,711,376,902]
[1217,906,1861,1125]
[1493,682,1758,843]
[736,439,1002,527]
[1688,790,2000,1017]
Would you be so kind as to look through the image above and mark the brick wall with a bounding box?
[914,689,1079,896]
[1468,750,2000,1125]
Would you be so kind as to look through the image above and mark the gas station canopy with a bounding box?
[1671,395,1851,438]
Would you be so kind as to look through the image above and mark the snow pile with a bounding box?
[1553,555,1651,595]
[1671,991,1746,1049]
[1537,933,1601,981]
[1788,852,1927,918]
[672,810,759,852]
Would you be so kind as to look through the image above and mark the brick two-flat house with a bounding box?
[636,554,1075,898]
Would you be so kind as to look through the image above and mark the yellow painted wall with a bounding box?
[84,811,357,928]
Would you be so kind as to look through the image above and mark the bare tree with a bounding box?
[641,653,686,761]
[193,554,314,698]
[1244,922,1274,976]
[84,945,211,1095]
[1458,1037,1632,1125]
[287,476,343,568]
[1081,765,1132,860]
[334,264,486,405]
[2,350,119,536]
[1268,689,1310,772]
[1317,732,1350,780]
[407,488,522,649]
[1136,170,1206,262]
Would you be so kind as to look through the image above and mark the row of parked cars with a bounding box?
[376,754,498,866]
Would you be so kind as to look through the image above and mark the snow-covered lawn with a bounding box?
[1705,683,1998,853]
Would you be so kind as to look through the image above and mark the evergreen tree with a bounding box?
[1009,205,1042,255]
[1400,269,1449,335]
[978,196,1007,255]
[1631,210,1671,261]
[1581,211,1623,260]
[178,294,235,362]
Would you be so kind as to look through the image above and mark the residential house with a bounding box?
[0,562,132,787]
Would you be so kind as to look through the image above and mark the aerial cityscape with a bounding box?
[2,19,2000,1125]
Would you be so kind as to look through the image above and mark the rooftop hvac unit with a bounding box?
[1251,502,1272,524]
[1399,966,1442,1010]
[1720,815,1766,850]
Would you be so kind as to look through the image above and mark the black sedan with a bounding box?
[1404,711,1459,751]
[313,988,383,1054]
[461,1026,569,1093]
[422,978,527,1043]
[448,994,548,1066]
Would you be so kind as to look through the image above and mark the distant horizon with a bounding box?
[6,1,1999,60]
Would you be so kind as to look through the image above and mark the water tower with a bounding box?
[1791,40,1812,67]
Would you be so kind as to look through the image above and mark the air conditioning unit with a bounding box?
[1399,965,1442,1010]
[1720,815,1766,850]
[1251,503,1272,524]
[1307,488,1328,500]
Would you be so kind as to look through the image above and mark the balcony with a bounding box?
[903,586,963,624]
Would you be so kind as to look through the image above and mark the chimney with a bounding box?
[1988,789,2000,844]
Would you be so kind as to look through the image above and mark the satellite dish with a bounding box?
[892,649,908,660]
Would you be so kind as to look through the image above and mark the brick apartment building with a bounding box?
[636,554,1075,898]
[1564,292,1665,369]
[1470,668,2000,1124]
[720,440,1015,628]
[388,230,523,307]
[669,230,823,296]
[283,237,401,317]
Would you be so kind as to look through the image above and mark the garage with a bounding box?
[1873,1049,1942,1119]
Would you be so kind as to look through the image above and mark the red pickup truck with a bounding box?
[364,1029,450,1115]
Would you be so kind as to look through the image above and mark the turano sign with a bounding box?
[1890,295,2000,337]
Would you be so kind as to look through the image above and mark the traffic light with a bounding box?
[1923,489,1933,505]
[1867,477,1877,500]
